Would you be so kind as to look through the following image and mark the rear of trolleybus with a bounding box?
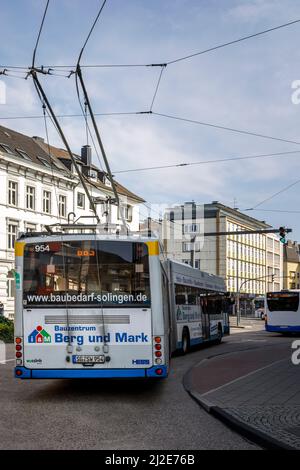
[14,236,169,379]
[265,290,300,333]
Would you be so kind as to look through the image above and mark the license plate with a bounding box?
[73,355,105,364]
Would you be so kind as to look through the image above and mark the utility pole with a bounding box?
[236,228,239,319]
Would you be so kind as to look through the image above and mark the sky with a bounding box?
[1,0,300,238]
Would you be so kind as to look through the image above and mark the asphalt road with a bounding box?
[0,323,288,450]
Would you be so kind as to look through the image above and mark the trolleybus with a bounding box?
[14,233,230,379]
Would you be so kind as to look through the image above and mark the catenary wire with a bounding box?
[245,177,300,210]
[152,112,300,146]
[112,150,300,174]
[3,16,300,70]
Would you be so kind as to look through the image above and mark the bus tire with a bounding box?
[216,324,223,344]
[181,328,190,355]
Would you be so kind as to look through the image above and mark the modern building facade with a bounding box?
[163,201,283,298]
[0,125,144,319]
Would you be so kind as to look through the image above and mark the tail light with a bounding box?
[153,336,163,363]
[15,337,23,365]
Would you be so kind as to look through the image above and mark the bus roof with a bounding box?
[17,233,160,244]
[169,259,226,292]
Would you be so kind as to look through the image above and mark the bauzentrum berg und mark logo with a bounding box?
[28,326,51,344]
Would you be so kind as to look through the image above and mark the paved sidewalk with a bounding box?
[184,341,300,449]
[229,316,265,332]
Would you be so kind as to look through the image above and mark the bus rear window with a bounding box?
[23,240,150,308]
[267,293,299,312]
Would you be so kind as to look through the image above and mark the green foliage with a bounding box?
[0,318,14,343]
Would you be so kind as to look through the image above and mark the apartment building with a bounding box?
[163,201,283,297]
[0,125,144,319]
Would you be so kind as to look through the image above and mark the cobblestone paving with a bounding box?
[222,406,300,449]
[201,359,300,449]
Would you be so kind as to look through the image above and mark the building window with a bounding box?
[16,149,31,161]
[0,143,14,154]
[182,242,200,252]
[7,270,15,298]
[37,156,52,168]
[7,222,18,249]
[43,190,51,214]
[118,205,132,222]
[194,260,200,269]
[184,223,200,233]
[77,192,85,209]
[25,223,36,233]
[8,181,18,206]
[26,186,35,210]
[59,195,67,218]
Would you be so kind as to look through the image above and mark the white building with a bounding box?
[0,126,144,319]
[163,201,283,299]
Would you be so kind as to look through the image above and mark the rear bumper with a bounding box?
[266,324,300,333]
[15,365,168,379]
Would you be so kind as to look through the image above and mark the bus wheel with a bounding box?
[181,328,190,355]
[216,324,223,344]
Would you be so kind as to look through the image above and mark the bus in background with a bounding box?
[14,233,230,380]
[253,296,266,320]
[265,290,300,333]
[167,260,230,354]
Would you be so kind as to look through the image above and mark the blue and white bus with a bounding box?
[14,233,230,380]
[265,290,300,333]
[167,260,230,353]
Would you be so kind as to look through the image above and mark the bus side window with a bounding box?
[175,294,186,305]
[187,294,197,305]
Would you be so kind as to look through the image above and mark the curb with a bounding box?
[188,389,296,451]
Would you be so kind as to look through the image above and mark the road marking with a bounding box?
[0,358,15,364]
[201,357,287,397]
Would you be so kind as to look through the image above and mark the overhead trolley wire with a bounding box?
[149,65,167,112]
[242,208,300,214]
[112,150,300,174]
[166,18,300,64]
[152,112,300,146]
[3,16,300,70]
[245,177,300,211]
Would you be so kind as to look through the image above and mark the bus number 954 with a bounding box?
[34,244,50,252]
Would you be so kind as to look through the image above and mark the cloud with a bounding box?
[1,0,300,237]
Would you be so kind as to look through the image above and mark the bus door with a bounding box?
[200,294,210,340]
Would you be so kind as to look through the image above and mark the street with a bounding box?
[1,322,293,450]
